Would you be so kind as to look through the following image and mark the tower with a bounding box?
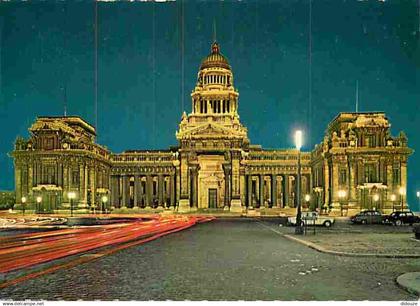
[176,41,249,212]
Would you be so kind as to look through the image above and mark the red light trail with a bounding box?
[0,215,214,276]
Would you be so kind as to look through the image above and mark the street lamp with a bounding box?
[338,190,347,216]
[373,194,379,210]
[295,130,303,235]
[21,197,26,216]
[399,187,406,211]
[68,192,76,217]
[36,196,42,214]
[101,195,108,214]
[416,191,420,210]
[390,194,396,212]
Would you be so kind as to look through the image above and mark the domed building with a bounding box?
[11,41,413,216]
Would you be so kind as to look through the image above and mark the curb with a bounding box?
[396,272,420,296]
[283,234,420,258]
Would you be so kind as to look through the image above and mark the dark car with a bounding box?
[414,224,420,239]
[350,210,384,224]
[383,210,420,226]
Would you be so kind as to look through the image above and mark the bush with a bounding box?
[0,191,15,210]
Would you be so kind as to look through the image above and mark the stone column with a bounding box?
[78,164,87,208]
[223,164,231,209]
[170,174,175,207]
[284,174,289,208]
[158,174,164,207]
[15,165,22,205]
[330,162,341,216]
[247,175,253,209]
[90,167,96,209]
[240,172,246,207]
[121,175,128,208]
[133,175,138,208]
[146,175,152,208]
[230,155,242,212]
[63,164,69,205]
[110,176,117,207]
[178,154,190,212]
[189,166,199,209]
[271,174,277,208]
[323,161,330,209]
[259,174,264,208]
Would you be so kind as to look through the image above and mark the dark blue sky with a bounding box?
[0,0,419,209]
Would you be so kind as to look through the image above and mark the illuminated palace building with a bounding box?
[11,42,413,216]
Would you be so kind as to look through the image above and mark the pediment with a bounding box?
[177,122,246,139]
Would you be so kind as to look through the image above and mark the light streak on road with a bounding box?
[0,215,214,274]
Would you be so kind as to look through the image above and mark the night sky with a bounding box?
[0,1,419,210]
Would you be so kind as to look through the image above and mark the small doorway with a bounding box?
[208,188,217,208]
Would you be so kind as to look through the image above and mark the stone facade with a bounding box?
[10,41,412,215]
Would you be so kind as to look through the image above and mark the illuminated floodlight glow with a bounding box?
[36,196,42,203]
[68,191,77,200]
[295,130,303,151]
[102,195,108,203]
[399,187,406,196]
[304,194,310,202]
[390,194,396,201]
[373,194,379,202]
[21,197,27,203]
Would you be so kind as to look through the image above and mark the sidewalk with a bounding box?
[283,234,420,258]
[396,272,420,296]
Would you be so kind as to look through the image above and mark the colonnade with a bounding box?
[245,173,311,209]
[110,174,176,208]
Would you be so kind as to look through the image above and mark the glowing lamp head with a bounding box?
[304,194,310,202]
[390,194,396,201]
[294,130,303,151]
[417,191,420,198]
[338,190,347,198]
[68,191,76,200]
[21,197,27,204]
[399,187,406,196]
[101,195,108,203]
[36,196,42,203]
[373,194,379,202]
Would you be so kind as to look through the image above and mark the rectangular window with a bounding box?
[72,170,80,186]
[339,169,347,185]
[364,164,376,183]
[392,168,400,185]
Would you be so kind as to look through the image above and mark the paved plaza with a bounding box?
[0,218,418,301]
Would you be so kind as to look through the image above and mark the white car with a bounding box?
[287,211,335,228]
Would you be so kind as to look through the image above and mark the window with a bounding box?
[365,135,375,147]
[364,164,376,183]
[339,169,347,185]
[392,168,400,185]
[72,170,79,186]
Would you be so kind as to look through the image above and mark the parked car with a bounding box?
[413,224,420,239]
[350,210,384,224]
[383,210,420,226]
[287,211,335,228]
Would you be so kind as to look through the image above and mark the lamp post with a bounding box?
[338,190,346,216]
[36,196,42,214]
[21,197,26,216]
[68,192,76,217]
[373,193,379,211]
[101,195,108,214]
[295,130,303,235]
[399,187,406,211]
[390,194,396,212]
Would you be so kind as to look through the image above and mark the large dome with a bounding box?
[200,42,231,70]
